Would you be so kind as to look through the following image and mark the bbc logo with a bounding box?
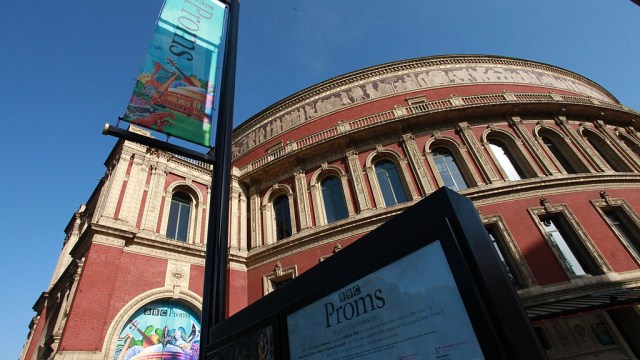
[338,285,361,303]
[143,308,168,316]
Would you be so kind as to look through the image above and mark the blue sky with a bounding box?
[1,1,638,358]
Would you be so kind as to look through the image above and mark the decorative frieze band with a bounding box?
[232,61,614,160]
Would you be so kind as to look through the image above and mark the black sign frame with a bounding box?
[204,187,547,359]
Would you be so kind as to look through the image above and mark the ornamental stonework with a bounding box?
[231,59,614,160]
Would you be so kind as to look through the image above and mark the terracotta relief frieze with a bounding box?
[232,63,612,160]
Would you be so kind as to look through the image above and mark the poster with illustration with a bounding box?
[122,0,228,146]
[114,300,201,360]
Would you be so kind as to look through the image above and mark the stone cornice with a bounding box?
[237,174,640,269]
[466,173,640,206]
[238,92,639,177]
[70,222,205,264]
[233,55,618,138]
[230,56,624,164]
[519,270,640,307]
[244,205,411,269]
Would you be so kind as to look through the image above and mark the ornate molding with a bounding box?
[232,56,618,161]
[238,91,637,178]
[245,206,409,269]
[528,202,613,276]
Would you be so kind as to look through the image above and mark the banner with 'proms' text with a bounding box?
[122,0,228,147]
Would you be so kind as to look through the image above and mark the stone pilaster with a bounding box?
[555,116,600,172]
[345,150,371,212]
[364,165,383,208]
[229,169,241,249]
[457,121,499,184]
[238,188,248,250]
[249,185,262,248]
[401,132,433,195]
[594,120,640,171]
[294,169,311,229]
[508,116,556,176]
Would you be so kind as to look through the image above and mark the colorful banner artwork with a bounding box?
[114,301,201,360]
[122,0,228,147]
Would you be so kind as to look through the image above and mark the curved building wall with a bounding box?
[22,55,640,360]
[229,55,640,358]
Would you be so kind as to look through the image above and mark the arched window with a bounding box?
[432,147,468,191]
[374,159,408,206]
[619,134,640,159]
[166,192,192,242]
[273,195,292,240]
[583,131,629,172]
[488,139,527,180]
[540,135,578,174]
[321,176,348,223]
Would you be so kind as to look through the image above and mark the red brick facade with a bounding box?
[23,55,640,359]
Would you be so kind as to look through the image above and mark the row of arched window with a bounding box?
[261,121,640,244]
[431,124,640,191]
[268,159,410,242]
[161,120,640,245]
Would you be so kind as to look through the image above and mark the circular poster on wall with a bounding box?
[114,300,200,360]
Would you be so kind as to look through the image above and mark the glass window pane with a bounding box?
[166,201,180,239]
[605,209,640,257]
[432,147,468,190]
[486,227,520,288]
[274,195,292,240]
[542,218,586,276]
[586,136,625,172]
[167,192,191,242]
[541,136,577,174]
[375,160,408,206]
[489,140,524,180]
[620,136,640,158]
[321,176,348,223]
[176,202,190,242]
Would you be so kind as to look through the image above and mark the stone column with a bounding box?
[340,173,356,216]
[399,157,419,200]
[238,188,248,251]
[401,132,433,195]
[293,169,311,230]
[364,165,383,208]
[594,120,640,171]
[456,122,499,184]
[229,169,241,249]
[249,185,262,248]
[555,116,600,172]
[309,183,325,225]
[507,116,555,176]
[345,150,371,212]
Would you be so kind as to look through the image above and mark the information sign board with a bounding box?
[287,240,483,360]
[203,188,547,360]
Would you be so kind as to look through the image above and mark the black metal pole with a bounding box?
[200,0,239,357]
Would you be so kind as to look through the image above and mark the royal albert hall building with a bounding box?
[22,55,640,359]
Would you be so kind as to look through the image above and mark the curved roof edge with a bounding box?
[232,54,620,135]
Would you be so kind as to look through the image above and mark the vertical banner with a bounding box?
[122,0,228,147]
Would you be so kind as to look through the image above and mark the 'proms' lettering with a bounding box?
[169,0,216,61]
[324,288,386,328]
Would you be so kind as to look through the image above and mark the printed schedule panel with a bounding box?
[286,240,484,360]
